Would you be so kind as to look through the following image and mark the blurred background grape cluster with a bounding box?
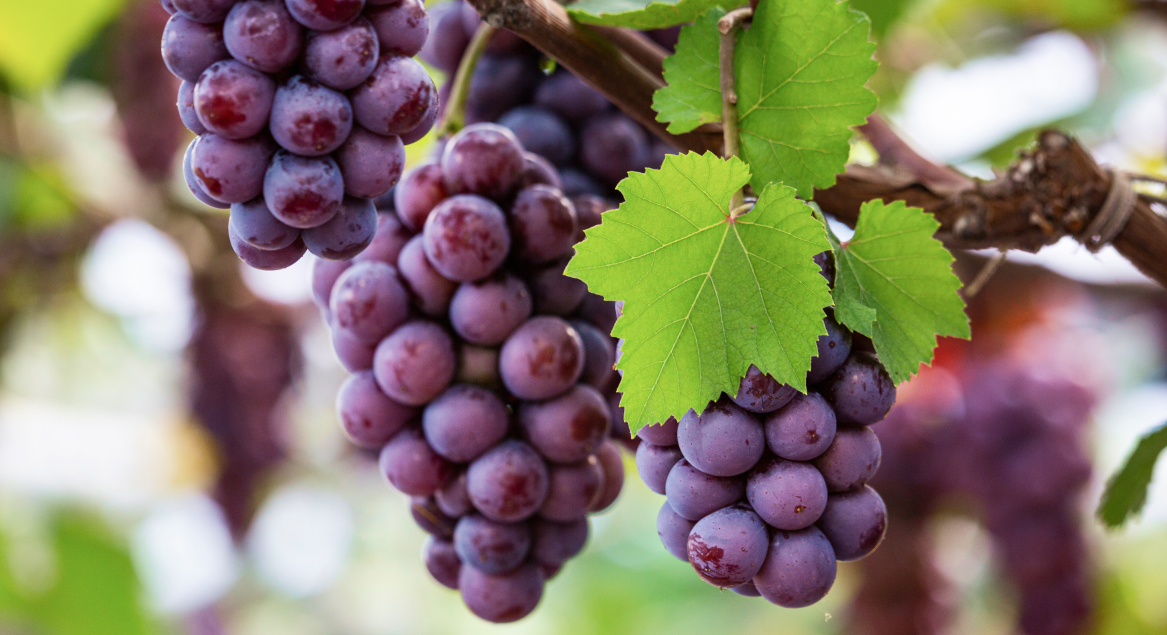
[2,0,1167,633]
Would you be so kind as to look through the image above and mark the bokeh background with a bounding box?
[1,0,1167,633]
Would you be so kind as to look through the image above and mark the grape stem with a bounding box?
[436,23,497,138]
[718,6,751,215]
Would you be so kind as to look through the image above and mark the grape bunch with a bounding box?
[160,0,439,269]
[635,310,894,606]
[311,122,626,623]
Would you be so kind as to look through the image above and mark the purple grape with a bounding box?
[454,514,531,575]
[657,501,696,561]
[450,274,532,346]
[353,212,411,269]
[677,398,765,477]
[816,485,886,561]
[285,0,364,30]
[263,150,345,228]
[373,320,456,406]
[311,256,351,311]
[423,537,461,589]
[182,140,229,209]
[194,60,275,139]
[331,325,375,371]
[435,470,472,518]
[753,527,837,608]
[302,17,379,91]
[230,197,300,251]
[411,496,457,539]
[532,517,588,566]
[366,0,427,57]
[466,440,549,523]
[821,352,896,425]
[636,416,678,446]
[647,25,680,50]
[813,251,834,284]
[500,316,585,400]
[171,0,235,22]
[397,235,458,317]
[394,161,448,231]
[441,124,525,200]
[190,133,273,203]
[664,458,746,521]
[379,427,453,496]
[559,168,603,197]
[269,76,353,156]
[635,441,682,495]
[746,456,828,530]
[590,440,624,512]
[509,185,577,264]
[329,261,409,344]
[731,582,761,597]
[518,385,609,464]
[571,194,614,241]
[763,392,837,461]
[731,365,797,414]
[423,384,510,462]
[580,113,649,186]
[177,81,206,133]
[534,72,609,125]
[497,106,576,166]
[336,370,415,449]
[336,127,404,198]
[813,426,881,492]
[518,152,562,190]
[465,54,542,124]
[223,0,303,73]
[526,257,588,316]
[540,458,604,522]
[570,320,614,389]
[398,98,437,145]
[807,315,852,384]
[458,561,543,623]
[422,195,510,282]
[687,504,769,588]
[350,55,437,136]
[228,223,306,269]
[419,1,469,73]
[303,196,377,260]
[576,294,618,338]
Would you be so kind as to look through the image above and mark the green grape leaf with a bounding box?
[566,152,832,433]
[827,200,969,383]
[568,0,744,30]
[0,0,126,91]
[1098,422,1167,528]
[735,0,879,198]
[652,8,723,135]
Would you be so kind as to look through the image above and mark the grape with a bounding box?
[636,416,678,446]
[687,504,769,588]
[441,123,525,200]
[570,320,614,389]
[531,517,588,566]
[656,501,695,561]
[397,235,458,316]
[424,537,461,589]
[379,427,453,496]
[229,197,301,252]
[366,0,428,57]
[456,345,502,391]
[454,514,532,574]
[466,440,549,523]
[526,258,587,316]
[677,398,765,477]
[177,81,207,133]
[311,256,351,311]
[302,17,379,91]
[558,168,603,197]
[335,126,404,198]
[518,152,562,190]
[571,194,613,242]
[813,426,881,493]
[518,385,609,463]
[731,365,796,414]
[664,458,746,521]
[499,316,584,400]
[423,384,510,462]
[422,195,511,282]
[763,392,837,461]
[816,485,887,561]
[807,315,852,384]
[646,140,674,170]
[394,161,448,231]
[303,196,377,260]
[161,0,177,13]
[331,324,375,371]
[435,470,473,518]
[449,274,532,346]
[373,320,457,406]
[575,293,618,334]
[509,185,577,264]
[419,1,469,73]
[228,223,306,269]
[534,72,609,125]
[465,54,542,124]
[171,0,235,22]
[353,210,411,265]
[746,456,828,530]
[635,441,682,495]
[223,0,302,73]
[539,458,604,522]
[350,55,437,136]
[411,496,457,539]
[753,527,837,608]
[813,251,834,284]
[647,26,680,51]
[731,582,761,597]
[458,561,543,623]
[580,113,649,186]
[263,150,345,228]
[193,60,274,139]
[821,352,896,425]
[399,100,438,145]
[589,440,624,512]
[329,261,409,344]
[497,106,576,166]
[285,0,364,30]
[336,370,415,449]
[191,133,273,203]
[270,77,354,157]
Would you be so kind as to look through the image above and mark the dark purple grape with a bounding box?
[590,440,624,512]
[329,261,409,344]
[171,0,235,22]
[532,517,588,566]
[423,537,461,589]
[465,54,542,124]
[575,292,618,334]
[731,582,761,597]
[467,440,549,523]
[177,81,207,133]
[731,365,797,414]
[509,185,577,264]
[285,0,364,30]
[570,320,614,389]
[270,76,353,156]
[518,152,561,190]
[746,456,828,530]
[441,124,525,200]
[500,316,585,400]
[558,168,603,197]
[302,17,378,90]
[813,427,881,493]
[194,60,275,139]
[518,385,609,463]
[223,0,302,73]
[688,504,769,588]
[647,26,680,51]
[331,325,375,371]
[350,55,437,136]
[398,103,438,147]
[411,496,457,538]
[423,384,510,462]
[228,223,306,269]
[635,441,682,495]
[526,257,587,316]
[379,427,453,496]
[373,320,456,405]
[191,133,273,203]
[230,197,300,251]
[263,150,345,228]
[422,194,510,282]
[571,194,614,242]
[449,274,532,346]
[677,398,765,477]
[435,470,472,518]
[303,196,377,260]
[753,527,837,608]
[646,140,673,170]
[664,458,745,521]
[813,251,834,284]
[807,315,852,384]
[454,514,531,574]
[534,72,609,125]
[311,256,351,311]
[497,106,576,166]
[366,0,427,57]
[419,1,468,73]
[397,235,458,316]
[763,392,837,461]
[821,352,896,425]
[354,211,411,265]
[335,127,404,198]
[580,113,649,186]
[656,501,695,561]
[336,370,415,449]
[540,458,604,522]
[636,416,678,446]
[458,561,543,623]
[394,161,448,231]
[816,485,886,561]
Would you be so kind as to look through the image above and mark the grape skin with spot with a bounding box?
[746,456,829,531]
[373,320,456,406]
[162,15,230,81]
[303,196,377,260]
[813,426,881,492]
[763,392,837,461]
[687,504,769,588]
[303,18,379,90]
[423,384,510,462]
[677,398,765,477]
[379,427,453,497]
[665,458,745,521]
[816,485,887,561]
[336,370,414,448]
[518,385,609,463]
[539,459,604,522]
[453,514,531,575]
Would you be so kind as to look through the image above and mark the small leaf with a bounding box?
[652,8,723,134]
[828,200,969,383]
[567,152,832,432]
[568,0,744,30]
[1098,422,1167,528]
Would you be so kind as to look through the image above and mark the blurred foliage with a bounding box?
[0,158,76,232]
[851,0,912,39]
[935,0,1127,31]
[0,0,127,92]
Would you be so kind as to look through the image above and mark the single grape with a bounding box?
[394,161,448,231]
[269,76,353,156]
[379,427,453,496]
[422,194,510,282]
[223,0,302,73]
[329,261,409,344]
[191,132,274,203]
[539,458,604,522]
[509,185,577,264]
[373,320,457,406]
[534,71,609,125]
[656,501,695,561]
[816,485,887,561]
[635,441,683,495]
[423,536,461,589]
[526,257,587,316]
[458,561,544,623]
[688,504,769,588]
[753,526,837,608]
[194,60,275,139]
[454,514,531,575]
[763,392,837,461]
[732,582,761,597]
[423,384,510,462]
[531,517,588,566]
[571,194,614,241]
[336,370,415,449]
[465,54,542,124]
[746,456,828,530]
[570,320,614,390]
[398,98,438,145]
[302,17,379,90]
[419,1,469,73]
[580,113,649,186]
[821,352,896,425]
[161,0,177,13]
[411,496,457,539]
[664,458,746,521]
[807,315,852,384]
[182,140,229,209]
[574,292,618,334]
[497,106,576,166]
[285,0,364,30]
[466,440,549,523]
[331,325,375,372]
[499,316,584,400]
[311,256,351,312]
[335,127,404,198]
[263,150,345,228]
[228,223,307,269]
[731,365,797,414]
[813,426,881,492]
[353,210,411,265]
[558,168,604,197]
[449,274,533,346]
[518,152,562,190]
[677,398,765,477]
[397,235,458,317]
[440,123,525,200]
[589,440,624,512]
[303,196,377,260]
[813,251,834,284]
[457,345,502,391]
[435,470,472,518]
[366,0,428,57]
[171,0,235,22]
[177,81,207,133]
[230,197,299,251]
[350,55,437,136]
[647,26,680,50]
[518,385,609,464]
[636,416,678,446]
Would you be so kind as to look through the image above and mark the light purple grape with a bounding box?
[450,274,532,346]
[303,17,378,90]
[194,60,275,139]
[177,81,206,133]
[580,113,649,186]
[526,258,587,316]
[312,256,351,312]
[303,196,376,260]
[559,168,603,197]
[171,0,235,22]
[366,0,428,57]
[664,458,745,521]
[813,427,881,492]
[531,517,588,566]
[378,427,453,496]
[635,441,682,495]
[423,536,461,589]
[410,496,456,539]
[350,55,437,136]
[182,139,229,209]
[590,440,624,512]
[419,1,469,73]
[763,392,837,461]
[746,456,828,530]
[354,211,412,266]
[570,320,615,390]
[807,315,852,384]
[731,365,797,414]
[687,504,769,588]
[285,0,364,30]
[534,71,610,125]
[518,152,562,190]
[466,440,549,523]
[336,370,415,449]
[422,194,510,282]
[423,384,509,462]
[753,526,837,608]
[397,235,457,316]
[636,416,678,446]
[500,316,585,400]
[441,123,525,200]
[263,151,345,228]
[373,320,456,406]
[518,385,609,464]
[223,0,302,73]
[394,162,448,231]
[821,352,896,425]
[270,76,352,156]
[161,0,177,13]
[329,261,409,344]
[458,561,544,623]
[577,294,618,341]
[656,501,695,561]
[230,197,299,251]
[330,325,375,372]
[190,133,273,203]
[227,223,306,269]
[498,106,576,167]
[817,485,887,561]
[732,582,761,597]
[336,127,404,198]
[398,98,438,145]
[508,185,577,264]
[435,470,472,518]
[454,514,531,575]
[539,458,604,522]
[677,398,765,477]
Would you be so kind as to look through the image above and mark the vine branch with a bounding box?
[717,6,751,213]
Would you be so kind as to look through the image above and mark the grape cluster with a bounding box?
[311,123,626,623]
[160,0,438,269]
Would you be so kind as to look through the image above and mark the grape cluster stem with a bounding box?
[437,23,498,137]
